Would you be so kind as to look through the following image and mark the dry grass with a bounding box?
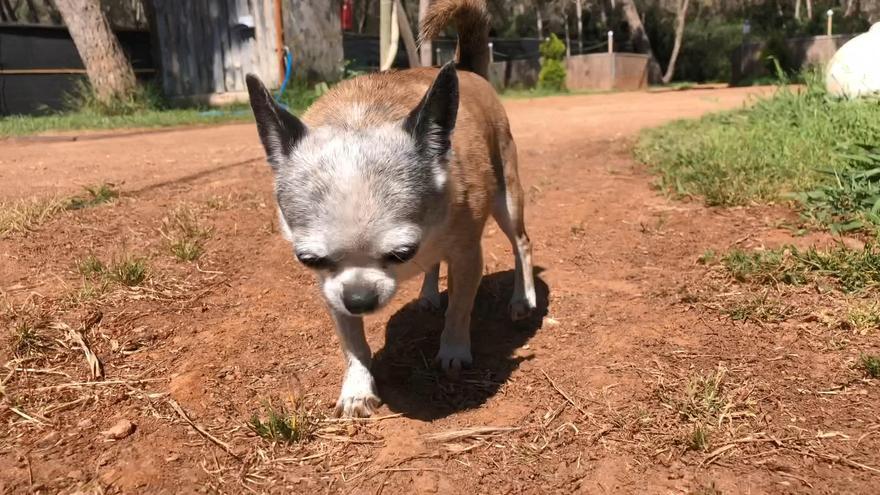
[0,196,68,236]
[0,184,118,237]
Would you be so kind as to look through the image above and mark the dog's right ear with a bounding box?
[246,74,307,170]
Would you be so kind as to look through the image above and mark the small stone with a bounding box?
[101,419,135,440]
[77,418,95,429]
[545,317,560,327]
[165,453,180,462]
[36,431,60,448]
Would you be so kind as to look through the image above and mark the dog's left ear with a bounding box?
[246,74,307,171]
[403,61,459,161]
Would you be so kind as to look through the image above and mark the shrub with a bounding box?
[538,33,567,92]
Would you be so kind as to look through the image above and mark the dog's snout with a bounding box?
[342,286,379,314]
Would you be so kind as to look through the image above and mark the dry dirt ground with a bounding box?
[2,87,879,494]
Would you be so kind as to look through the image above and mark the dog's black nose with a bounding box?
[342,287,379,314]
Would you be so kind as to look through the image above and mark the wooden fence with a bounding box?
[147,0,280,104]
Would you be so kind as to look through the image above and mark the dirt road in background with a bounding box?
[4,86,878,494]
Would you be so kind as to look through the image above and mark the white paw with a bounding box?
[435,343,472,378]
[509,297,536,321]
[418,293,442,311]
[334,366,381,418]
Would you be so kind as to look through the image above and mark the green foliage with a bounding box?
[723,244,880,293]
[861,354,880,378]
[795,146,880,233]
[539,33,566,60]
[636,73,880,206]
[538,34,567,92]
[67,183,119,210]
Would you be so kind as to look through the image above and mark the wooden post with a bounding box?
[274,0,284,85]
[380,0,392,69]
[418,0,432,66]
[826,9,834,36]
[395,0,420,68]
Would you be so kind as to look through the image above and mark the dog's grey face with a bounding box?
[246,64,459,316]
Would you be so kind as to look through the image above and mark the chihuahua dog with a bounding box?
[246,0,536,417]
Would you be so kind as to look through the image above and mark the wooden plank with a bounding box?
[181,0,199,95]
[208,0,226,93]
[227,0,243,92]
[237,0,253,91]
[219,0,235,92]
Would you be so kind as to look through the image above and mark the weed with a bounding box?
[77,255,106,277]
[860,355,880,378]
[108,257,148,286]
[688,423,711,451]
[698,249,717,265]
[679,369,728,422]
[65,280,110,306]
[725,292,790,323]
[67,183,118,210]
[845,302,880,334]
[248,397,318,444]
[9,321,51,358]
[160,205,212,262]
[722,248,805,285]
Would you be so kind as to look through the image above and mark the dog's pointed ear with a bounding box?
[403,62,459,161]
[246,74,306,170]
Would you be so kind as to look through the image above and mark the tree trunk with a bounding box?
[283,0,344,82]
[662,0,689,84]
[418,0,431,66]
[55,0,137,105]
[795,0,801,20]
[806,0,813,19]
[575,0,583,53]
[619,0,662,83]
[358,0,373,33]
[844,0,858,17]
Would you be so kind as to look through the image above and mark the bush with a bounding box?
[537,33,567,92]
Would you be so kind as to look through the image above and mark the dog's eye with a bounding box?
[296,253,333,270]
[383,245,418,264]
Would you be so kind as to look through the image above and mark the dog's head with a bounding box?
[246,64,459,316]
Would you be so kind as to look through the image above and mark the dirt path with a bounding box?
[3,86,878,494]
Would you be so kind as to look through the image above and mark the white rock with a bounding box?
[826,23,880,98]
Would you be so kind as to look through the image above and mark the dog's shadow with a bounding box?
[372,268,549,421]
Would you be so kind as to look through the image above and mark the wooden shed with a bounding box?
[146,0,282,105]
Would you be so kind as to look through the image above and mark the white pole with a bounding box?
[826,9,834,36]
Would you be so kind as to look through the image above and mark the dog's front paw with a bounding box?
[334,393,381,418]
[435,343,472,378]
[334,367,381,418]
[509,297,536,321]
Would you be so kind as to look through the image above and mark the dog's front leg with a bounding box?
[436,244,483,376]
[331,310,380,417]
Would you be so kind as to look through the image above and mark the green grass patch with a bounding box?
[723,244,880,292]
[0,81,320,138]
[636,72,880,207]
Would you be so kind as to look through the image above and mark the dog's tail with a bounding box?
[419,0,490,80]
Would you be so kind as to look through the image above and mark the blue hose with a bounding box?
[275,47,293,108]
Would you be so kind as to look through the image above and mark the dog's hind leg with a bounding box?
[436,241,482,376]
[418,264,442,310]
[492,139,537,321]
